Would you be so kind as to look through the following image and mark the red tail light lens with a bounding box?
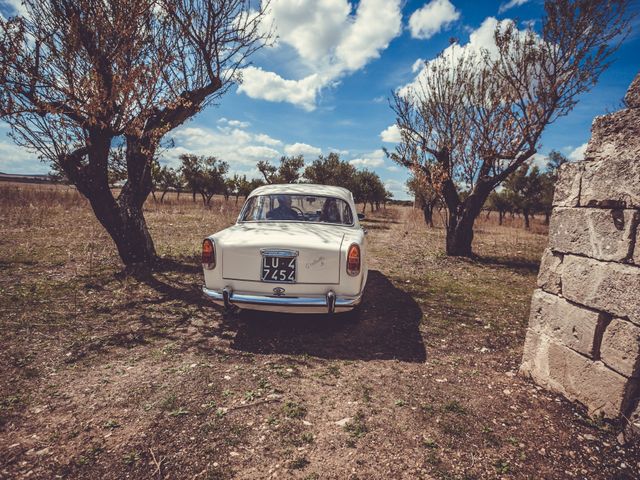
[346,244,361,276]
[202,238,216,269]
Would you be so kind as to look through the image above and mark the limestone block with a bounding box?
[537,248,563,295]
[580,156,640,209]
[553,162,583,207]
[624,73,640,108]
[584,108,640,164]
[520,330,629,418]
[528,289,603,356]
[548,208,638,262]
[561,255,640,325]
[601,318,640,378]
[634,227,640,265]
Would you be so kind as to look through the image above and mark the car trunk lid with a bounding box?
[219,223,346,284]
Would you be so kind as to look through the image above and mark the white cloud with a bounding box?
[409,0,460,40]
[328,148,350,156]
[222,118,251,129]
[530,153,548,169]
[238,67,324,111]
[262,0,350,65]
[0,138,44,174]
[238,0,402,109]
[383,178,408,199]
[380,124,402,143]
[387,165,400,172]
[400,17,516,97]
[239,145,281,158]
[161,124,283,177]
[335,0,403,72]
[498,0,530,14]
[284,142,322,157]
[568,142,588,161]
[0,0,28,17]
[254,133,282,146]
[349,149,386,167]
[411,58,425,73]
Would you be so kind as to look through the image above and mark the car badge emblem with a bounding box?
[273,287,286,297]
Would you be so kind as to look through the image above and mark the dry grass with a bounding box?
[1,182,637,480]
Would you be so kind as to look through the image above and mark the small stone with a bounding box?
[583,434,597,441]
[335,417,351,426]
[223,375,231,380]
[35,447,50,456]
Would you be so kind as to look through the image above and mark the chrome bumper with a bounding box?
[202,286,361,314]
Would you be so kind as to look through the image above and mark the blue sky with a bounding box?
[1,0,638,199]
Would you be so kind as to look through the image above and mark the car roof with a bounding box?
[249,184,354,203]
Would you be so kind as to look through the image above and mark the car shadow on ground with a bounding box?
[228,270,427,363]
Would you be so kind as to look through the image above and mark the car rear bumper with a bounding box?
[202,286,361,314]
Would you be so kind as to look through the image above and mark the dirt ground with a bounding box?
[1,183,639,480]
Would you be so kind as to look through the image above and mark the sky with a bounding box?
[1,0,639,200]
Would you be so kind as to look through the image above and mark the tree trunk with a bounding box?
[423,204,434,227]
[544,210,550,225]
[443,180,491,257]
[71,133,157,268]
[445,211,474,256]
[94,195,156,266]
[499,210,504,225]
[523,209,530,229]
[160,190,168,203]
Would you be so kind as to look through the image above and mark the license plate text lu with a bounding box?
[261,256,296,283]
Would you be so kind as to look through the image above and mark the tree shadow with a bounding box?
[229,270,427,362]
[472,254,540,274]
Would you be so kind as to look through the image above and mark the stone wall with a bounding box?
[520,73,640,441]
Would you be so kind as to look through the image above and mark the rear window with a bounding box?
[240,194,354,225]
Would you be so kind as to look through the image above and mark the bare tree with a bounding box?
[391,0,631,256]
[0,0,270,267]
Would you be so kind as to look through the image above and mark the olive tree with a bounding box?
[391,0,630,256]
[257,155,305,184]
[0,0,269,267]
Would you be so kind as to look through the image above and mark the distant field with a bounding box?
[1,182,637,479]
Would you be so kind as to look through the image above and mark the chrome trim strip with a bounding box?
[260,248,299,257]
[202,286,361,312]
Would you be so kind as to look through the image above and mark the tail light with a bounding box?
[202,238,216,270]
[346,243,361,276]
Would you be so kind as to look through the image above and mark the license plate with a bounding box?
[261,255,296,283]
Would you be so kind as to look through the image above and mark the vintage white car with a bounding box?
[201,184,368,314]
